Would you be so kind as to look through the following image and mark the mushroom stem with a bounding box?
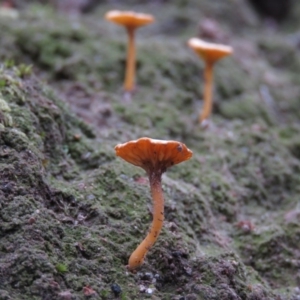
[128,171,164,270]
[200,61,214,123]
[124,26,136,92]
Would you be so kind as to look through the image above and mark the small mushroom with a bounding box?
[188,38,233,124]
[115,137,193,270]
[105,10,154,94]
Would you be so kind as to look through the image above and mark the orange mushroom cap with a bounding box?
[188,38,233,64]
[115,137,193,174]
[105,10,154,29]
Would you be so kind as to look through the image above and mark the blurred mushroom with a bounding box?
[188,38,233,124]
[105,10,154,94]
[115,137,192,270]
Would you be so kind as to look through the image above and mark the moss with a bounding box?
[235,221,300,288]
[258,35,300,72]
[219,93,270,121]
[0,1,300,299]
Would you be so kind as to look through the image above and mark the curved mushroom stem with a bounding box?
[124,26,136,93]
[128,171,164,270]
[200,61,214,123]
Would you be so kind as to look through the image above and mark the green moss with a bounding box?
[235,221,300,288]
[0,1,300,299]
[219,93,269,121]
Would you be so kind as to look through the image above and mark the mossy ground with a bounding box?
[0,1,300,299]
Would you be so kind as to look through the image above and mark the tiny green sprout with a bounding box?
[0,79,6,88]
[15,64,32,78]
[4,59,15,68]
[56,263,68,273]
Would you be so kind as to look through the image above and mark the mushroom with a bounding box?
[105,10,154,94]
[115,137,193,270]
[188,38,233,124]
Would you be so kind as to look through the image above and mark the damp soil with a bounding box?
[0,1,300,299]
